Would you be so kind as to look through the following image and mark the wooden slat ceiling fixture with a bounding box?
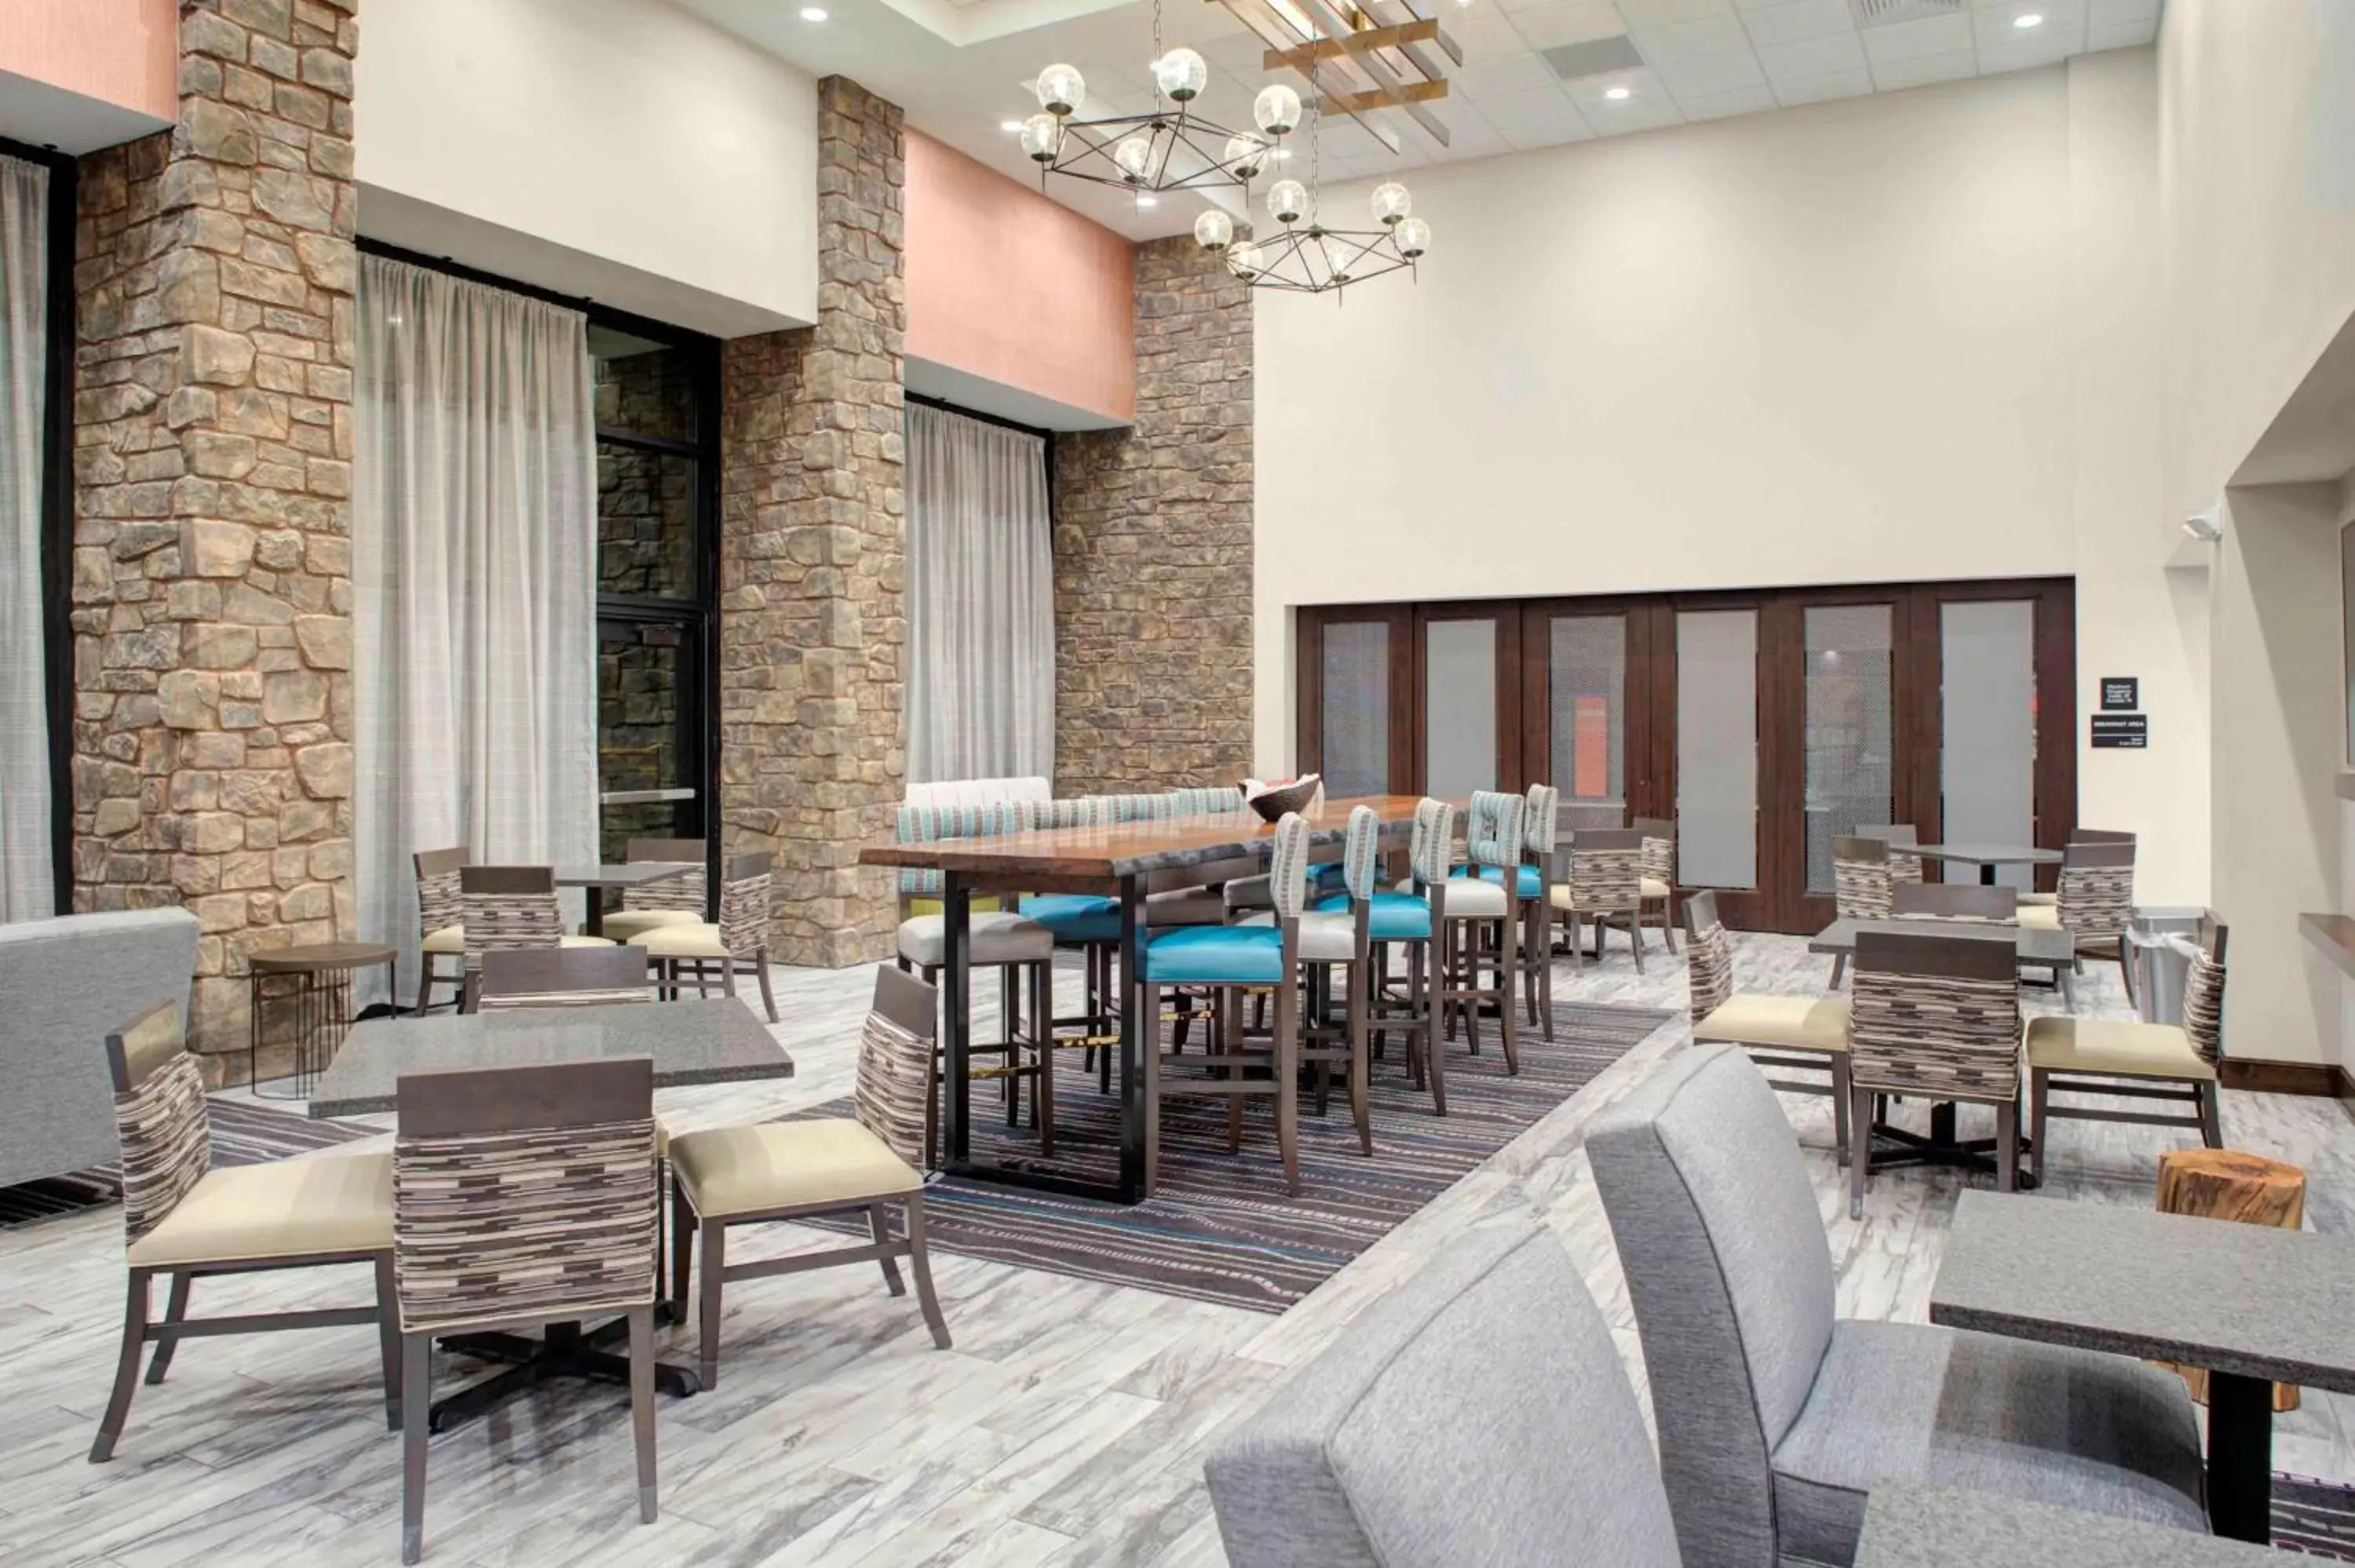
[1207,0,1460,150]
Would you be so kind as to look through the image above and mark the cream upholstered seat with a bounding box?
[601,837,710,943]
[1684,890,1852,1166]
[633,852,780,1023]
[2025,1016,2214,1080]
[602,908,702,942]
[893,910,1053,968]
[1436,876,1512,917]
[1240,907,1358,962]
[1694,995,1850,1056]
[670,1119,922,1216]
[130,1152,393,1269]
[431,925,612,954]
[1639,875,1671,901]
[2016,903,2061,930]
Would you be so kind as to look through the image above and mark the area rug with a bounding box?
[2275,1475,2355,1559]
[798,998,1673,1313]
[0,1097,377,1230]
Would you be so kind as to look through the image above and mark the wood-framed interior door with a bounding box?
[1411,603,1522,800]
[1517,598,1661,833]
[1294,604,1414,796]
[1773,586,1919,932]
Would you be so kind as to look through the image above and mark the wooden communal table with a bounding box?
[858,795,1429,1204]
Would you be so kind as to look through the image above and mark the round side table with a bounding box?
[248,943,397,1100]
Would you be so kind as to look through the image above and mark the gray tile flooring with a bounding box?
[3,932,2349,1565]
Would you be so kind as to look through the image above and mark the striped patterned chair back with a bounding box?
[1408,798,1456,888]
[716,853,776,955]
[1633,816,1676,890]
[1466,790,1524,871]
[1523,783,1560,856]
[477,948,651,1011]
[460,866,562,975]
[1831,835,1893,921]
[1568,829,1645,912]
[2056,841,2134,942]
[1848,929,2021,1103]
[621,837,706,914]
[2182,921,2228,1067]
[392,1057,658,1336]
[1855,825,1923,886]
[104,1001,208,1246]
[414,846,469,936]
[1341,805,1381,903]
[1167,786,1243,817]
[1269,813,1313,921]
[896,800,1034,898]
[1682,893,1734,1020]
[855,967,938,1169]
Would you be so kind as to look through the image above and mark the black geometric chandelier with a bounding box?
[1192,101,1430,297]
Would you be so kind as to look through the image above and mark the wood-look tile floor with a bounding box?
[5,933,2350,1566]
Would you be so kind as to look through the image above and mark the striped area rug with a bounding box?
[802,999,1671,1313]
[0,1097,376,1229]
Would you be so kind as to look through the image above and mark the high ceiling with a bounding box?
[680,0,2161,242]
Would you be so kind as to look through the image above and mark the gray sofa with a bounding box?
[1588,1045,2207,1567]
[1204,1217,1681,1568]
[0,908,199,1188]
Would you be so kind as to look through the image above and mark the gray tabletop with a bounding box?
[1809,917,2076,963]
[309,998,790,1118]
[553,862,697,889]
[1930,1190,2355,1392]
[1912,842,2063,867]
[1855,1482,2280,1566]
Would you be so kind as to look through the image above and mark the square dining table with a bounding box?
[1930,1189,2355,1544]
[858,794,1430,1205]
[1910,842,2064,886]
[553,861,699,937]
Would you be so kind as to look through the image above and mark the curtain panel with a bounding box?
[0,155,53,921]
[352,253,599,995]
[905,403,1054,783]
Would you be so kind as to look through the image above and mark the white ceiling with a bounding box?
[679,0,2160,242]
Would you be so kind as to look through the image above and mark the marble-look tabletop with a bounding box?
[1809,917,2076,961]
[309,997,790,1118]
[1912,842,2064,866]
[1855,1482,2278,1567]
[552,861,697,888]
[1930,1190,2355,1391]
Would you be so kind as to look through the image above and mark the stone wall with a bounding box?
[1052,235,1254,793]
[71,0,359,1063]
[716,77,906,968]
[594,346,696,599]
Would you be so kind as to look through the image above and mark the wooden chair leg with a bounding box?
[1996,1099,2020,1193]
[626,1304,659,1525]
[1031,961,1055,1158]
[1274,978,1302,1196]
[1828,953,1847,989]
[1348,958,1371,1156]
[89,1267,152,1463]
[1627,911,1645,975]
[2197,1079,2223,1147]
[413,957,433,1017]
[400,1332,431,1565]
[2028,1068,2051,1186]
[669,1180,695,1313]
[144,1271,191,1384]
[905,1192,952,1349]
[867,1203,907,1296]
[1143,983,1167,1193]
[754,947,779,1023]
[1848,1086,1873,1220]
[1497,909,1521,1076]
[374,1254,401,1429]
[1831,1056,1853,1169]
[1422,932,1448,1117]
[697,1220,725,1391]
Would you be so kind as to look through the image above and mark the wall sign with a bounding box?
[2091,714,2149,749]
[2100,676,2139,711]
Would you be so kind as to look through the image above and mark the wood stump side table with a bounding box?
[2156,1147,2307,1412]
[248,943,397,1100]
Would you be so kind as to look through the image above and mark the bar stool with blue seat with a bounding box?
[1244,804,1381,1154]
[1137,812,1315,1196]
[1436,790,1524,1074]
[1512,784,1562,1041]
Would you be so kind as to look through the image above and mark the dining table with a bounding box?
[1930,1189,2355,1544]
[856,794,1431,1204]
[1809,915,2078,1001]
[554,860,699,938]
[310,998,793,1431]
[1910,841,2063,887]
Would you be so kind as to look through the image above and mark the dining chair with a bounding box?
[1890,882,2018,921]
[1845,927,2024,1218]
[1631,815,1679,954]
[1853,823,1924,888]
[2020,827,2134,909]
[458,865,612,1012]
[598,837,708,943]
[1435,789,1523,1073]
[1358,797,1451,1114]
[1550,827,1647,975]
[2026,919,2226,1183]
[89,1000,397,1464]
[666,966,951,1391]
[1682,889,1852,1165]
[411,846,470,1016]
[2018,839,2134,975]
[632,851,782,1023]
[476,946,654,1010]
[1246,804,1381,1154]
[1507,783,1560,1041]
[1831,833,1893,923]
[392,1057,661,1563]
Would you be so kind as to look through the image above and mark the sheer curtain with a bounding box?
[905,403,1054,782]
[352,253,599,996]
[0,155,53,921]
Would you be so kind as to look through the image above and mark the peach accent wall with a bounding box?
[904,130,1136,425]
[0,0,177,122]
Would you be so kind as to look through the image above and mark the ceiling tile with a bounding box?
[1503,116,1598,148]
[1869,47,1977,88]
[1675,82,1780,119]
[1455,53,1565,96]
[2087,16,2156,48]
[1772,68,1873,104]
[1612,0,1738,25]
[1756,31,1868,79]
[2088,0,2159,22]
[1196,32,1270,76]
[1445,13,1542,60]
[1564,64,1684,130]
[1738,0,1857,46]
[1472,82,1580,127]
[1630,13,1752,60]
[1658,51,1769,93]
[1974,0,2084,48]
[1859,10,1973,61]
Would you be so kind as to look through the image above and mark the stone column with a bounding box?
[71,0,359,1063]
[1053,235,1255,793]
[717,77,907,968]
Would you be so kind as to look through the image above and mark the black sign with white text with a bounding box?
[2090,714,2149,749]
[2100,677,2139,711]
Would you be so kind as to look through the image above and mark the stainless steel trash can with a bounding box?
[2125,906,2207,1023]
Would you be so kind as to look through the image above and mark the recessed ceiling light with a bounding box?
[1605,85,1631,100]
[1137,194,1159,208]
[799,5,827,19]
[2013,11,2043,25]
[1270,147,1292,161]
[1000,119,1024,132]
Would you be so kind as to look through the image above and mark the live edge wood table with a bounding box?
[858,795,1429,1205]
[1930,1189,2355,1544]
[309,998,793,1431]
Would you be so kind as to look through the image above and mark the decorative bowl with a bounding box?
[1243,775,1323,822]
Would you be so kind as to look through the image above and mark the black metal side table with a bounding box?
[248,943,397,1099]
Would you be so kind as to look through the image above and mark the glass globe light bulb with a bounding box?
[1266,177,1307,224]
[1019,113,1062,162]
[1321,235,1356,283]
[1254,83,1302,137]
[1371,180,1411,225]
[1394,215,1431,258]
[1226,239,1265,279]
[1035,63,1086,117]
[1113,133,1156,183]
[1224,133,1267,180]
[1193,209,1235,251]
[1152,47,1208,102]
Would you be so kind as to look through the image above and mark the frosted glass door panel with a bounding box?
[1550,615,1627,831]
[1320,622,1390,798]
[1803,605,1895,894]
[1426,620,1497,798]
[1677,610,1758,888]
[1941,600,2037,890]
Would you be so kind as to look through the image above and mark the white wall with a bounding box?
[1254,59,2209,901]
[355,0,818,337]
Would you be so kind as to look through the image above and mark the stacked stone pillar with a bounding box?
[71,0,359,1062]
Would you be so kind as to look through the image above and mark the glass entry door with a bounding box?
[1296,607,1411,797]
